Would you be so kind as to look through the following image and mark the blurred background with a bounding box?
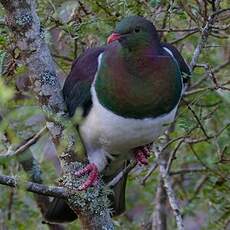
[0,0,229,229]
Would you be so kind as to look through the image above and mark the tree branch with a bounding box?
[0,126,47,157]
[154,146,184,230]
[141,160,158,186]
[152,178,167,230]
[190,8,230,70]
[169,168,207,176]
[107,161,137,188]
[0,174,67,198]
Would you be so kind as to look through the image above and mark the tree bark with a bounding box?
[0,0,113,229]
[153,179,167,230]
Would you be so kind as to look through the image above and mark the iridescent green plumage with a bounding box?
[95,16,182,118]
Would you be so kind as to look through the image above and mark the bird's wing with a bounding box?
[63,46,106,117]
[161,43,191,84]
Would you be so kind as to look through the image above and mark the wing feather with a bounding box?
[63,47,106,117]
[162,43,191,84]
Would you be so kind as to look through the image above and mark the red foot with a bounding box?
[75,163,99,190]
[133,144,152,165]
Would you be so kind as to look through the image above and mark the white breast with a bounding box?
[80,84,177,167]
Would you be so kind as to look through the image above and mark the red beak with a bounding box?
[107,32,121,44]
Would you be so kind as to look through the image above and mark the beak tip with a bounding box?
[107,33,121,44]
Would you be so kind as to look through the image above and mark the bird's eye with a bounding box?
[134,27,141,33]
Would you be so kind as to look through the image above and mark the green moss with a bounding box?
[60,161,112,217]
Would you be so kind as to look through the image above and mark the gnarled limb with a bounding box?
[0,0,113,229]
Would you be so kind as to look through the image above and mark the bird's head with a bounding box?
[107,16,160,51]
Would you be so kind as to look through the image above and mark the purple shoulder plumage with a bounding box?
[63,46,106,117]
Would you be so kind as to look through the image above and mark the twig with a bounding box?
[194,63,220,89]
[141,160,158,186]
[184,86,209,96]
[217,145,230,163]
[0,126,47,157]
[170,168,207,175]
[152,178,167,229]
[183,99,209,139]
[95,1,113,17]
[190,8,230,70]
[0,132,11,150]
[18,149,65,230]
[213,59,230,73]
[161,123,199,153]
[154,146,184,230]
[0,125,64,229]
[7,189,14,220]
[188,144,230,183]
[189,60,230,90]
[157,27,199,32]
[187,175,208,204]
[166,140,184,174]
[185,123,229,144]
[107,161,137,187]
[185,80,230,96]
[0,174,67,198]
[52,53,73,62]
[171,30,199,44]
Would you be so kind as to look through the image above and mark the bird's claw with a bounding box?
[75,163,99,190]
[134,145,151,165]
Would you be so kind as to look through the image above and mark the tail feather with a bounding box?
[106,172,127,216]
[44,198,77,223]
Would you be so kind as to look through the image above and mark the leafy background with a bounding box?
[0,0,229,229]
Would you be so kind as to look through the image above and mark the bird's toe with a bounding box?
[75,163,99,190]
[134,145,151,165]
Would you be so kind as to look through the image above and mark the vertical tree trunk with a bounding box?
[0,1,114,229]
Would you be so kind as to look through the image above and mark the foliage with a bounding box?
[0,0,229,229]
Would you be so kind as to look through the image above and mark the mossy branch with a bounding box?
[0,173,67,198]
[0,0,113,229]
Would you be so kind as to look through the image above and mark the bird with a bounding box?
[45,15,190,223]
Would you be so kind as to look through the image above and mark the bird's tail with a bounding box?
[44,197,77,223]
[104,166,128,216]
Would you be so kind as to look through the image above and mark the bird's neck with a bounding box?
[122,40,161,57]
[94,42,182,119]
[121,45,162,71]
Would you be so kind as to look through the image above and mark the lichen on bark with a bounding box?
[58,160,114,230]
[0,0,114,229]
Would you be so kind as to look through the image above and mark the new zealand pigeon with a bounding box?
[45,15,190,223]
